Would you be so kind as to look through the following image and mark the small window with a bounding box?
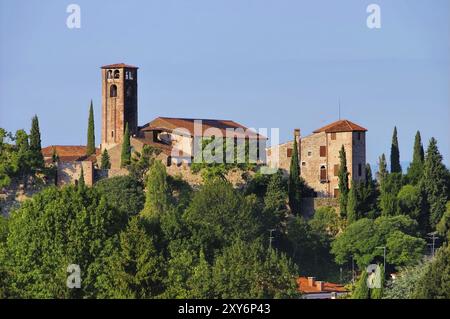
[110,84,117,97]
[114,70,120,79]
[287,148,293,157]
[331,132,336,140]
[111,131,114,138]
[358,163,362,176]
[320,166,327,182]
[320,146,326,157]
[358,132,362,140]
[107,70,113,79]
[302,161,306,166]
[308,151,312,157]
[334,164,339,176]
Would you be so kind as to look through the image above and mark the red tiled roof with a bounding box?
[101,63,138,69]
[42,145,100,163]
[140,117,265,139]
[297,277,348,294]
[313,120,367,133]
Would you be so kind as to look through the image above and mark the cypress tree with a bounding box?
[86,100,95,156]
[288,135,301,215]
[29,115,44,169]
[421,138,448,228]
[390,126,402,173]
[142,160,170,219]
[352,271,370,299]
[347,181,358,224]
[407,131,424,185]
[121,123,131,168]
[100,149,111,169]
[78,166,85,190]
[378,153,388,182]
[338,145,349,218]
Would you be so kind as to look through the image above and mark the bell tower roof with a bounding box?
[101,63,138,69]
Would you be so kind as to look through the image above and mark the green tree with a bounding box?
[184,179,262,259]
[78,166,86,190]
[86,100,95,156]
[129,145,162,183]
[397,184,422,220]
[211,239,299,298]
[288,136,301,215]
[331,216,425,270]
[347,181,361,224]
[380,173,402,216]
[29,115,44,170]
[3,186,126,298]
[421,138,449,228]
[95,175,145,217]
[407,131,424,185]
[360,164,379,219]
[437,202,450,242]
[338,145,349,218]
[121,123,131,168]
[100,149,111,169]
[414,244,450,299]
[377,153,388,182]
[390,126,401,173]
[263,171,287,230]
[309,206,341,238]
[352,270,369,299]
[96,216,164,298]
[383,261,430,299]
[142,160,170,219]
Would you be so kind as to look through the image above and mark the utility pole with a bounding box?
[376,246,386,272]
[268,229,276,250]
[427,232,438,257]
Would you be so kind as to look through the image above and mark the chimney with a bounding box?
[307,277,315,287]
[316,281,324,292]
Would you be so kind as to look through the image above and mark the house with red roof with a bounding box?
[297,276,349,299]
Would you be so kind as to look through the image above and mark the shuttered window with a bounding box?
[320,146,326,157]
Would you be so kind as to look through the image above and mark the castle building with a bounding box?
[99,63,267,170]
[266,119,367,198]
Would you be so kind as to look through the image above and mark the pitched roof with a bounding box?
[313,119,367,133]
[101,63,138,69]
[140,117,265,139]
[297,277,348,294]
[42,145,100,163]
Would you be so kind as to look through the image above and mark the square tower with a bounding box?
[101,63,138,150]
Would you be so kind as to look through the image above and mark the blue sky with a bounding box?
[0,0,448,167]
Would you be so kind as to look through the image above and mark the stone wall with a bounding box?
[57,161,93,186]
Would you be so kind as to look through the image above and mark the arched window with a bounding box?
[107,70,113,79]
[114,70,120,79]
[110,84,117,97]
[320,165,327,182]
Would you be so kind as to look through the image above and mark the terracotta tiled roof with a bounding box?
[42,145,100,163]
[101,63,138,69]
[313,120,367,133]
[297,277,348,294]
[140,117,265,139]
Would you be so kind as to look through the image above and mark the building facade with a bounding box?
[267,120,367,198]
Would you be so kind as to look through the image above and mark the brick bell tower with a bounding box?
[101,63,138,150]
